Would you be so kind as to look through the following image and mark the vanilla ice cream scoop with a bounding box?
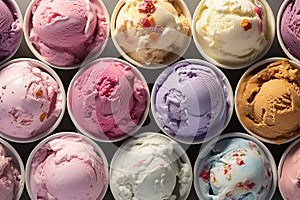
[112,0,191,66]
[193,0,274,68]
[110,132,192,200]
[0,60,64,141]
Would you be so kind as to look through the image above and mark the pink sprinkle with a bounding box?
[140,18,152,27]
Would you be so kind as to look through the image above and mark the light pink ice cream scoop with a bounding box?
[0,60,64,141]
[68,58,149,141]
[27,133,108,200]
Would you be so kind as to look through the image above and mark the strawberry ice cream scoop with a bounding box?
[0,60,63,141]
[28,133,108,200]
[68,58,149,141]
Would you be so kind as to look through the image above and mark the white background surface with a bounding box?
[12,0,286,199]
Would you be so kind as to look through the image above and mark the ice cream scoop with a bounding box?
[0,0,22,64]
[68,58,149,142]
[278,0,300,62]
[25,0,109,68]
[151,59,233,143]
[26,132,109,200]
[192,0,274,69]
[110,132,193,200]
[0,140,23,200]
[111,0,191,67]
[279,138,300,200]
[194,133,276,200]
[236,58,300,144]
[0,59,65,142]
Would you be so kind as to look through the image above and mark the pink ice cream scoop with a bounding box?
[68,58,149,141]
[28,133,108,200]
[279,142,300,199]
[28,0,108,67]
[280,0,300,60]
[0,0,22,61]
[0,60,63,141]
[0,144,22,200]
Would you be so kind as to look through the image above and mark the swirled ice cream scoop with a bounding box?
[195,136,274,200]
[112,0,191,65]
[68,58,149,141]
[0,60,63,141]
[152,60,232,143]
[110,132,192,200]
[28,133,108,200]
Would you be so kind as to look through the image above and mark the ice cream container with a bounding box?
[151,59,233,144]
[0,137,25,200]
[277,0,300,64]
[278,137,300,200]
[194,132,277,200]
[110,132,193,200]
[0,0,23,65]
[67,57,150,142]
[25,132,109,200]
[0,58,66,143]
[111,0,192,69]
[23,0,110,70]
[192,0,275,69]
[235,57,300,144]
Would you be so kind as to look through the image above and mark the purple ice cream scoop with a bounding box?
[151,59,232,143]
[280,0,300,60]
[0,0,22,61]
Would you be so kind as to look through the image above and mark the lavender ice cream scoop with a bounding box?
[151,59,232,143]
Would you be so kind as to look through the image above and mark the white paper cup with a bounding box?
[277,0,300,64]
[192,0,275,69]
[151,59,234,144]
[235,57,300,144]
[0,138,25,200]
[0,58,66,143]
[110,132,193,200]
[278,137,300,200]
[0,0,23,65]
[111,0,192,69]
[23,0,110,70]
[25,132,109,200]
[194,132,277,200]
[67,57,150,142]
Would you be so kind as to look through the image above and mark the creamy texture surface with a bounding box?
[113,0,191,65]
[0,144,21,200]
[152,61,231,143]
[110,132,192,200]
[194,0,269,66]
[69,58,148,140]
[0,61,63,140]
[195,137,273,200]
[236,59,300,143]
[29,134,108,200]
[0,0,22,61]
[29,0,108,67]
[280,0,300,60]
[279,143,300,200]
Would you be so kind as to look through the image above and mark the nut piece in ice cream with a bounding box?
[0,144,22,200]
[27,0,108,67]
[193,0,273,67]
[280,0,300,61]
[236,59,300,143]
[68,58,149,141]
[27,133,108,200]
[110,132,192,200]
[112,0,191,66]
[0,0,22,62]
[195,135,275,200]
[0,60,63,141]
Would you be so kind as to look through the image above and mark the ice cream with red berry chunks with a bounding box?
[195,136,274,200]
[112,0,191,65]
